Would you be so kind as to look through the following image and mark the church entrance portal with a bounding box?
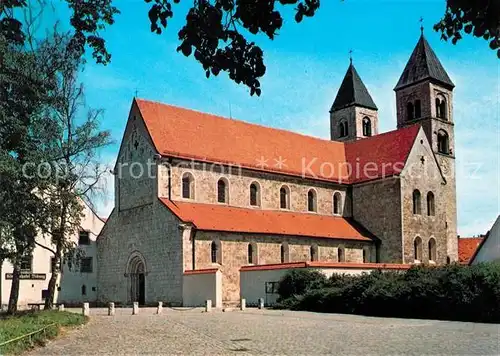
[128,255,146,305]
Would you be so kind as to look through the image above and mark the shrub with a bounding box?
[276,263,500,323]
[277,269,328,301]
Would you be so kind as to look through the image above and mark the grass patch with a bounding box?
[0,310,87,355]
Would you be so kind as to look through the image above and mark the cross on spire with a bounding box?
[349,49,353,65]
[419,16,424,34]
[134,88,139,98]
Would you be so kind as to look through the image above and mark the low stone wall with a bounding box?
[240,262,411,306]
[182,269,222,308]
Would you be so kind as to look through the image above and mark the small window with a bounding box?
[436,97,447,119]
[362,117,372,137]
[41,289,49,299]
[333,192,342,215]
[428,238,436,262]
[280,186,290,209]
[182,172,195,199]
[81,285,87,296]
[337,247,345,262]
[78,231,90,245]
[248,244,254,264]
[413,189,421,215]
[446,256,451,264]
[211,241,219,264]
[343,121,349,137]
[80,257,93,273]
[310,245,318,262]
[307,189,317,212]
[339,120,347,138]
[217,178,228,203]
[427,192,435,216]
[363,249,369,263]
[414,100,421,118]
[414,236,422,261]
[20,255,32,272]
[249,182,260,207]
[406,102,414,121]
[437,130,449,154]
[280,243,289,263]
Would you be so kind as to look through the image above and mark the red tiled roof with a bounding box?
[135,99,420,184]
[160,199,374,242]
[458,237,483,264]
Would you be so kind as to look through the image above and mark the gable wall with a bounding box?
[400,129,448,264]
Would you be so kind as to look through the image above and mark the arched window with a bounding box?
[81,284,87,296]
[427,192,435,216]
[280,186,290,209]
[446,256,451,264]
[211,241,219,263]
[407,102,414,121]
[182,172,195,199]
[310,244,318,262]
[428,238,436,262]
[363,248,369,263]
[440,98,447,120]
[343,121,349,137]
[414,236,422,261]
[413,189,421,215]
[333,192,342,215]
[339,121,345,138]
[249,182,260,207]
[248,244,254,264]
[415,100,422,118]
[337,247,345,262]
[436,97,447,119]
[217,178,229,203]
[307,189,317,212]
[437,130,449,154]
[280,243,289,263]
[362,117,372,137]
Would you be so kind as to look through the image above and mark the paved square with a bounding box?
[30,308,499,355]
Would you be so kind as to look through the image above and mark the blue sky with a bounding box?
[50,0,498,236]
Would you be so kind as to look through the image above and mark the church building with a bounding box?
[97,34,458,306]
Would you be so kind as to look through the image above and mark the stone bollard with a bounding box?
[58,304,65,312]
[132,302,139,315]
[157,302,163,314]
[108,302,115,316]
[82,302,89,316]
[240,298,246,311]
[205,299,212,312]
[258,298,264,309]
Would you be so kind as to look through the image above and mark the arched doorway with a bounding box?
[126,252,146,305]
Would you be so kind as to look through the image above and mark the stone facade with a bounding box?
[191,231,370,302]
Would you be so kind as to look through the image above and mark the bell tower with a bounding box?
[330,62,378,142]
[394,32,458,262]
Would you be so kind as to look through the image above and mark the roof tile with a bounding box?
[160,199,375,242]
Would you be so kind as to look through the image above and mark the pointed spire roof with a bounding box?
[330,63,378,112]
[395,34,454,91]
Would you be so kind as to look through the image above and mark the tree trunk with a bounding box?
[44,252,60,309]
[7,264,20,314]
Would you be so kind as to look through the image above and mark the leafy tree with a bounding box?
[1,1,498,95]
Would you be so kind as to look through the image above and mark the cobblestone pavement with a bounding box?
[29,308,499,355]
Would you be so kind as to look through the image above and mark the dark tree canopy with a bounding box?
[1,0,498,96]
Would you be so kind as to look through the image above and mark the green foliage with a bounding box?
[0,310,87,354]
[277,263,500,323]
[277,268,328,300]
[434,0,500,59]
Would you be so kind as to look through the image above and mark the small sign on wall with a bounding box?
[5,273,47,280]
